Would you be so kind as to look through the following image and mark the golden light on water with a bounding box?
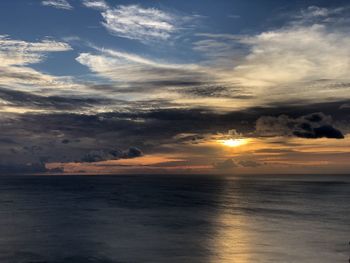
[220,138,249,147]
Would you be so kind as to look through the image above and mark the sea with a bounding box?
[0,174,349,263]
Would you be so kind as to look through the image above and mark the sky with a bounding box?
[1,0,350,175]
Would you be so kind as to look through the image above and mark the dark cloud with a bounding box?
[81,150,110,163]
[1,99,349,173]
[88,81,254,100]
[339,103,350,109]
[214,159,263,170]
[81,147,143,163]
[0,87,110,110]
[213,159,237,170]
[122,147,143,158]
[293,125,344,139]
[0,162,47,175]
[176,85,254,99]
[238,160,263,167]
[174,134,205,144]
[0,138,15,144]
[256,112,344,139]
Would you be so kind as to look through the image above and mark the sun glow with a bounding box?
[220,138,249,147]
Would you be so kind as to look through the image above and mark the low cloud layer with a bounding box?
[256,112,344,139]
[0,100,347,174]
[213,159,263,170]
[82,147,143,163]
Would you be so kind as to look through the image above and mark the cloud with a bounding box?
[77,5,350,111]
[81,150,110,163]
[213,159,263,170]
[42,0,73,10]
[0,111,146,167]
[81,147,143,163]
[75,47,235,107]
[100,5,177,42]
[0,35,92,110]
[256,112,344,139]
[0,108,236,170]
[294,125,344,139]
[82,0,108,10]
[75,46,258,109]
[0,35,73,89]
[339,103,350,109]
[76,48,206,84]
[193,6,350,106]
[213,159,237,170]
[300,6,331,19]
[123,147,143,158]
[232,24,350,88]
[1,100,349,173]
[0,87,109,111]
[297,6,347,22]
[0,161,65,175]
[238,160,262,167]
[3,4,350,174]
[0,162,48,174]
[0,35,72,66]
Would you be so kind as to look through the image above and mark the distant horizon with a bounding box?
[3,172,350,177]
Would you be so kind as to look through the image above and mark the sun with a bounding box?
[220,138,248,147]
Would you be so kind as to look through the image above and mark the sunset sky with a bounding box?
[1,0,350,174]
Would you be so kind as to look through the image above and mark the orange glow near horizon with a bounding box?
[45,136,350,175]
[219,138,249,148]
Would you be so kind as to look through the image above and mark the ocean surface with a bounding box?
[0,174,349,263]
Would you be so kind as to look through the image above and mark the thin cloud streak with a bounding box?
[42,0,73,10]
[100,4,177,42]
[82,1,183,42]
[82,0,108,10]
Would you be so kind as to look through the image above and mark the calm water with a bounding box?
[0,174,349,263]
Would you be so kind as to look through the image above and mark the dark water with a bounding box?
[0,175,349,263]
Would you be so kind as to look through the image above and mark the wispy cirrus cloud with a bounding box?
[0,35,85,107]
[296,5,348,23]
[76,47,206,83]
[42,0,73,10]
[82,3,179,42]
[82,0,108,10]
[102,5,177,41]
[75,47,251,109]
[0,35,72,66]
[75,48,230,108]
